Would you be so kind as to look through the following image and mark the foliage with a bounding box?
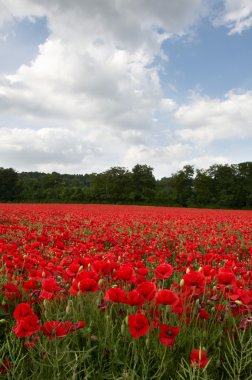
[0,162,251,208]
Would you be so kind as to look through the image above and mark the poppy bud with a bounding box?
[98,279,104,286]
[121,323,125,335]
[66,300,73,314]
[145,336,150,348]
[180,279,184,287]
[90,335,98,341]
[235,300,243,305]
[78,265,83,273]
[43,299,49,308]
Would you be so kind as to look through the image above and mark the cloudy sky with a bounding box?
[0,0,252,178]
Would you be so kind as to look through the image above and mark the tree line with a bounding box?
[0,162,251,209]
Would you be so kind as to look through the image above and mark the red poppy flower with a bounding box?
[115,265,136,283]
[128,313,150,339]
[199,309,210,320]
[156,289,180,306]
[127,290,144,307]
[78,278,99,293]
[105,287,128,303]
[136,281,156,302]
[69,273,99,296]
[41,320,85,339]
[136,267,149,276]
[13,303,33,320]
[22,279,38,293]
[159,324,180,347]
[40,278,61,299]
[41,321,69,338]
[152,317,160,328]
[66,263,81,277]
[155,264,173,280]
[0,359,11,374]
[239,290,252,308]
[183,271,205,288]
[239,317,252,330]
[190,349,209,368]
[24,334,40,349]
[2,283,21,301]
[92,260,111,275]
[216,272,236,286]
[13,310,40,338]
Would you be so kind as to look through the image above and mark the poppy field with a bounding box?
[0,203,252,379]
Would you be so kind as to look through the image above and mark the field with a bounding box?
[0,204,252,379]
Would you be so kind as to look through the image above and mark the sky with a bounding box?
[0,0,252,178]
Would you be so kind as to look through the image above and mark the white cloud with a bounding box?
[179,155,230,171]
[0,125,118,173]
[174,90,252,144]
[0,0,208,176]
[0,0,205,122]
[122,143,193,178]
[0,124,193,178]
[0,1,250,178]
[0,0,44,25]
[214,0,252,34]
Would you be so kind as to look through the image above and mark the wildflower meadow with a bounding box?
[0,203,252,379]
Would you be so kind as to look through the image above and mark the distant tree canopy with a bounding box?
[0,167,19,202]
[0,162,251,209]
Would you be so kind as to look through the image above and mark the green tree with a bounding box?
[0,167,19,201]
[88,173,108,202]
[172,165,194,207]
[102,167,133,203]
[208,164,236,208]
[194,169,214,206]
[40,172,63,201]
[155,177,177,205]
[233,162,252,208]
[131,164,156,203]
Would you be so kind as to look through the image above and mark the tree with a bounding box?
[88,173,109,202]
[0,167,19,201]
[102,167,133,203]
[172,165,194,207]
[131,164,156,203]
[194,169,213,206]
[207,164,236,208]
[40,172,63,201]
[233,162,252,208]
[155,177,177,205]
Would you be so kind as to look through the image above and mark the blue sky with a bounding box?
[0,17,49,73]
[162,20,252,101]
[0,0,251,178]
